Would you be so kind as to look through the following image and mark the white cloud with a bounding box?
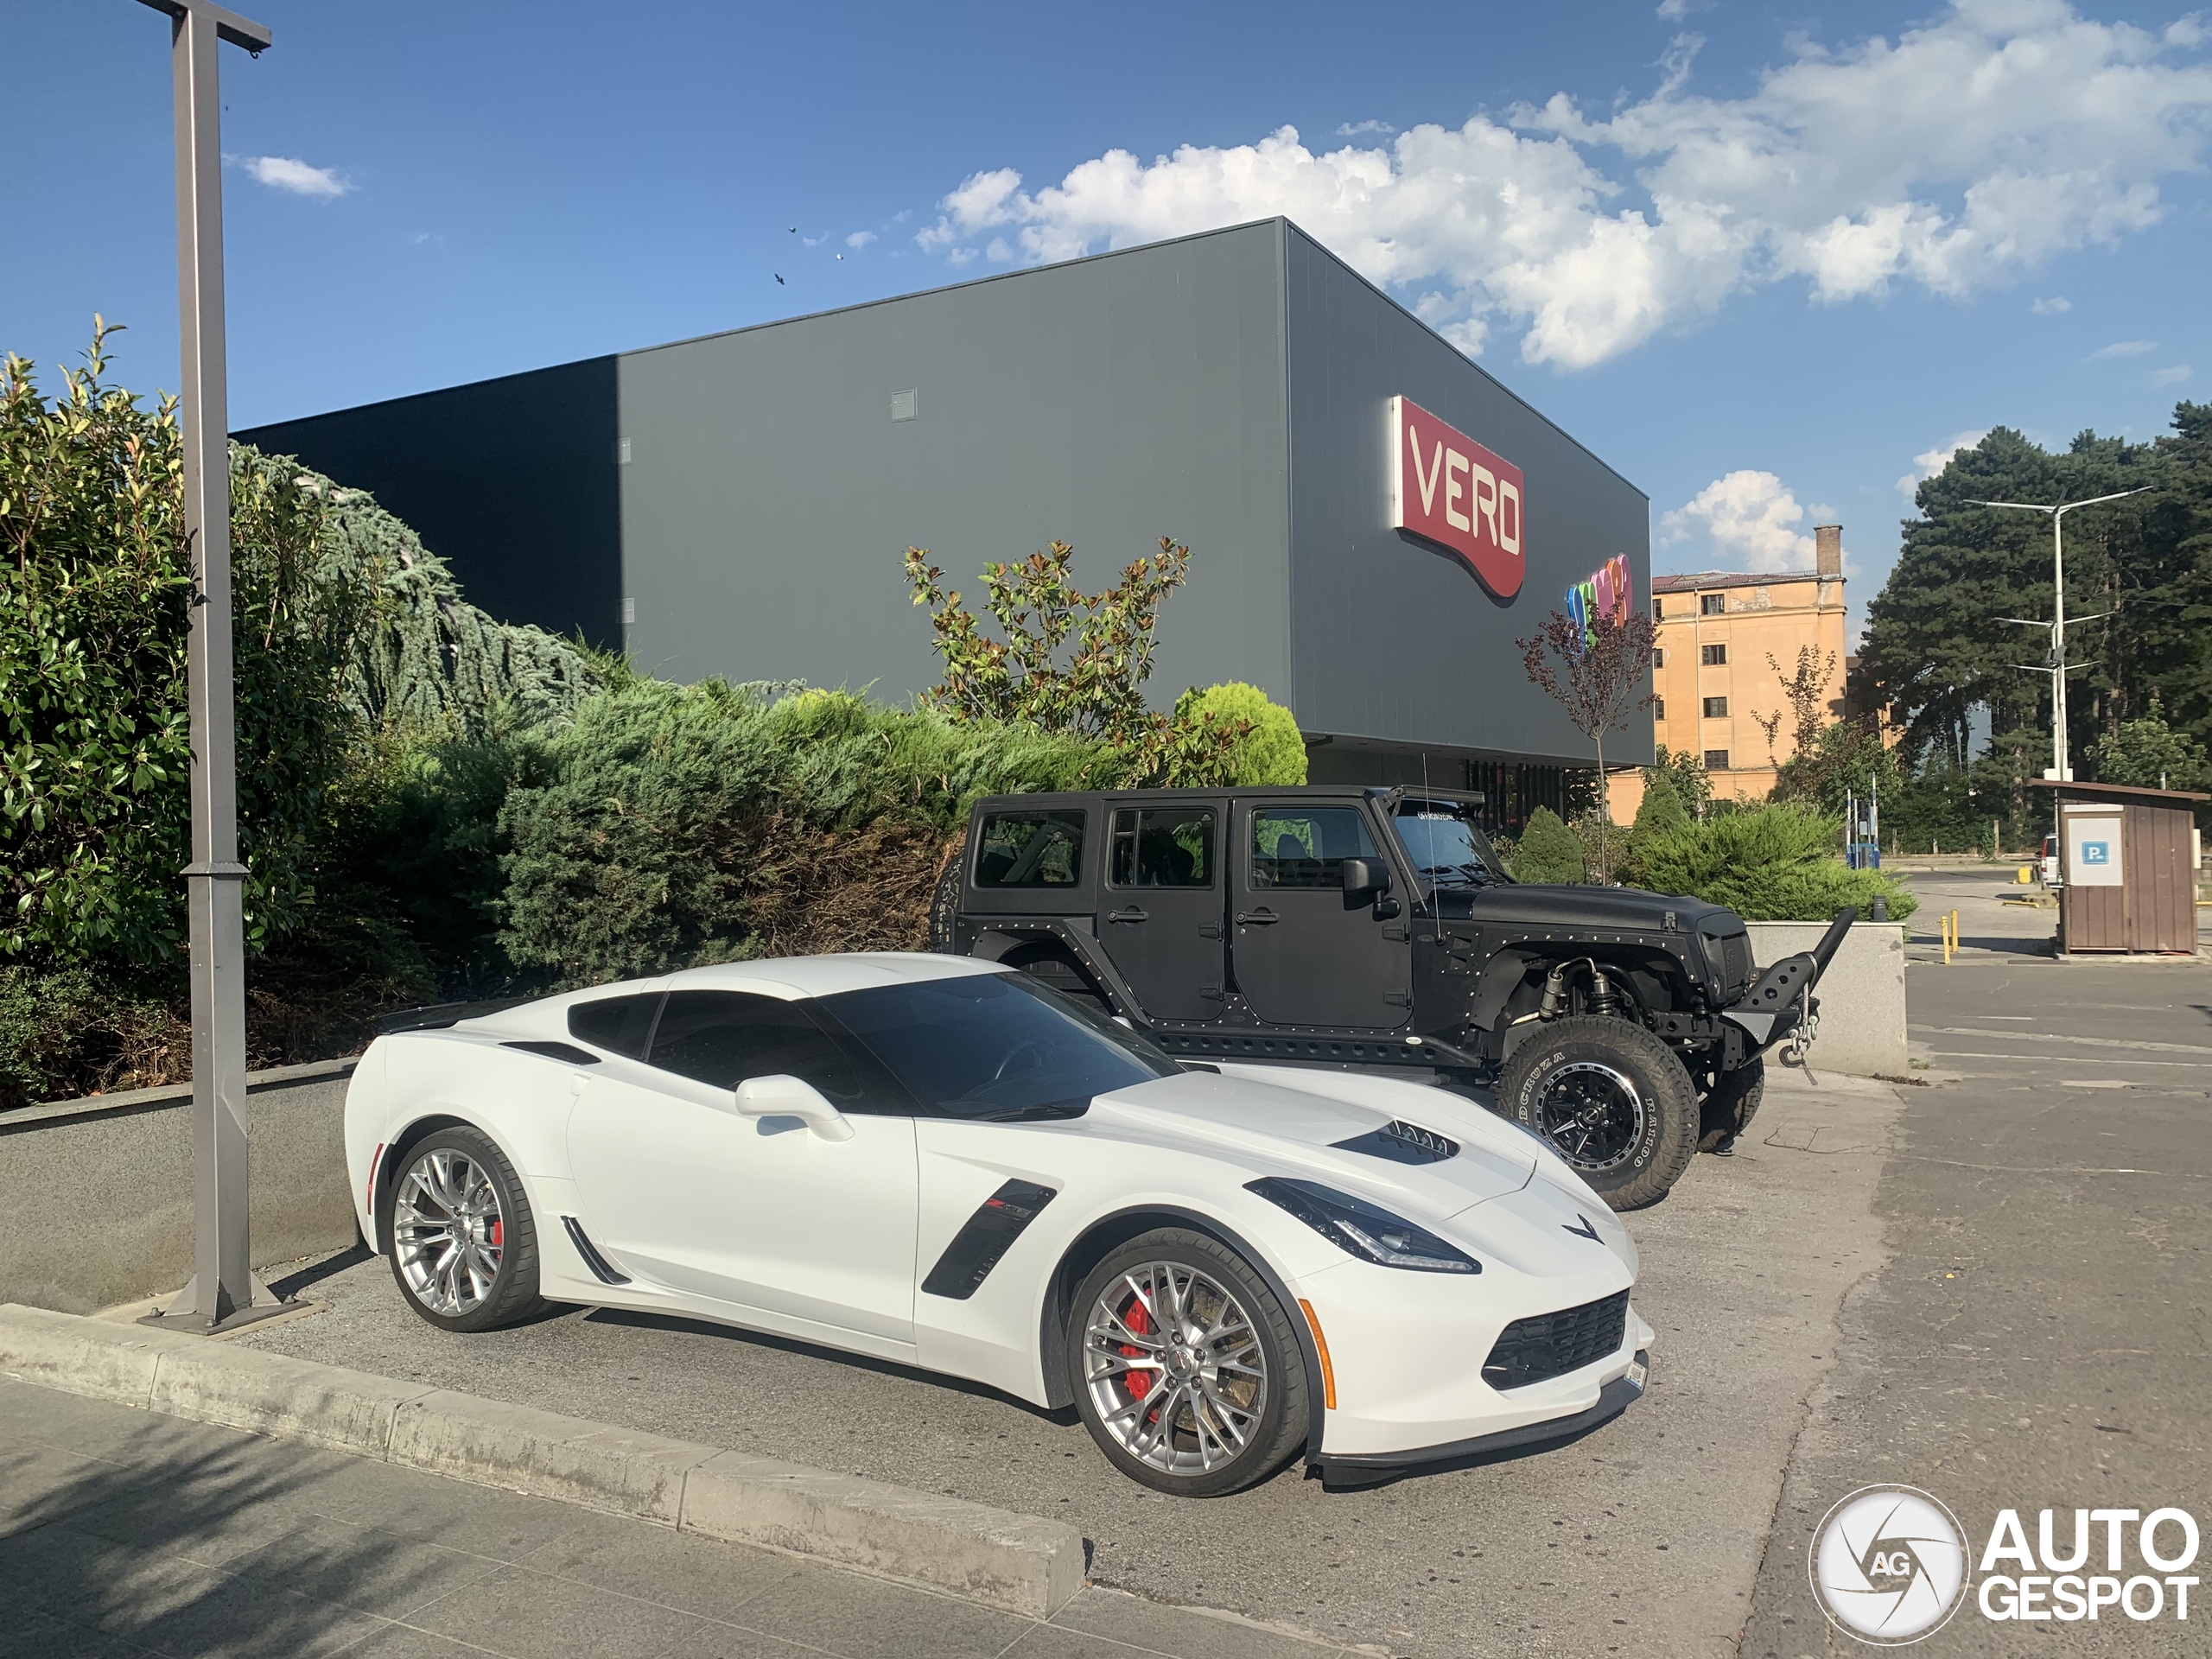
[236,155,349,198]
[1336,119,1395,137]
[2032,294,2072,312]
[845,230,876,249]
[915,3,2212,369]
[2150,364,2193,385]
[1661,471,1821,573]
[2089,338,2158,359]
[985,237,1014,262]
[1656,0,1709,17]
[1896,429,1987,499]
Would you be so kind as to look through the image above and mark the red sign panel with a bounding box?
[1388,396,1525,599]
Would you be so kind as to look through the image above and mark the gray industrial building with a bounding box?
[241,218,1649,828]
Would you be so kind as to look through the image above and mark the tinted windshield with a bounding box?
[819,972,1178,1120]
[1394,804,1510,888]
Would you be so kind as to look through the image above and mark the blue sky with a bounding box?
[8,0,2210,643]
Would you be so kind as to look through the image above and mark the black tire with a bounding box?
[1500,1015,1699,1211]
[381,1126,547,1333]
[925,858,962,953]
[1067,1229,1307,1497]
[1005,944,1111,1018]
[1698,1055,1765,1153]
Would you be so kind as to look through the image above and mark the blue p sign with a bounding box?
[2081,841,2111,865]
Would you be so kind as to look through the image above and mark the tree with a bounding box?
[903,537,1245,785]
[1769,645,1838,759]
[1173,683,1307,785]
[1518,605,1658,870]
[2090,700,2209,791]
[1508,806,1585,884]
[1649,744,1713,816]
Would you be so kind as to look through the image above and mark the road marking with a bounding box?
[1929,1052,2212,1068]
[1914,1026,2212,1056]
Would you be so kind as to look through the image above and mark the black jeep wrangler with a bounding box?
[928,785,1849,1209]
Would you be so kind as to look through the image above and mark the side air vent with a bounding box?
[561,1217,630,1285]
[503,1040,601,1065]
[1332,1120,1460,1165]
[922,1180,1058,1300]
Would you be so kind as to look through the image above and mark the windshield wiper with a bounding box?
[970,1101,1090,1122]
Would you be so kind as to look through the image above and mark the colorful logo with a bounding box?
[1567,554,1632,641]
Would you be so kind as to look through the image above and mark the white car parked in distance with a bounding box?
[345,952,1652,1494]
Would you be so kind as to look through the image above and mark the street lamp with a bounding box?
[1967,487,2151,785]
[132,0,286,1334]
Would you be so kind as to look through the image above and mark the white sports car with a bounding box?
[345,952,1651,1495]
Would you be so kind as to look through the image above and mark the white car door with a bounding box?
[567,988,918,1355]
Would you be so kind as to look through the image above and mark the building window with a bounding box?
[1702,696,1728,718]
[1653,697,1665,721]
[1704,749,1730,771]
[1700,593,1725,615]
[1652,647,1665,669]
[1700,643,1726,665]
[1653,597,1665,620]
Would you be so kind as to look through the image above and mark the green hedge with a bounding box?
[1637,803,1917,921]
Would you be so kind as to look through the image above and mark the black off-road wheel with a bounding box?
[1067,1228,1308,1497]
[381,1125,548,1333]
[1698,1054,1765,1153]
[926,859,963,952]
[1501,1015,1699,1211]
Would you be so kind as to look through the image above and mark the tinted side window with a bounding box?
[645,990,906,1113]
[567,993,663,1058]
[974,810,1084,888]
[1249,806,1378,889]
[1109,808,1215,888]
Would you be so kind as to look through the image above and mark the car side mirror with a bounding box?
[733,1073,855,1141]
[1341,857,1393,896]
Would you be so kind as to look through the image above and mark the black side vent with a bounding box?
[921,1180,1058,1300]
[561,1217,630,1285]
[1332,1120,1460,1165]
[503,1040,601,1065]
[1483,1290,1630,1389]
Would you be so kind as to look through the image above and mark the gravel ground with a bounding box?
[238,1069,1905,1659]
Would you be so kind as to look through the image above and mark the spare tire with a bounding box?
[1499,1015,1699,1211]
[925,858,962,953]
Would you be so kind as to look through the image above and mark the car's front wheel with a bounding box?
[1068,1229,1307,1497]
[1500,1015,1698,1211]
[383,1126,546,1332]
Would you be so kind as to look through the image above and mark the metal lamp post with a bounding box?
[1971,487,2151,785]
[133,0,286,1334]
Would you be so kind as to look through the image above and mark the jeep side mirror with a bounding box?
[734,1073,855,1141]
[1341,857,1392,896]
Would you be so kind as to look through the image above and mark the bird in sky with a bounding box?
[787,226,797,233]
[835,253,843,261]
[774,274,785,285]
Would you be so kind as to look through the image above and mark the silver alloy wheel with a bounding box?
[1081,1261,1268,1476]
[392,1147,505,1317]
[1536,1059,1646,1173]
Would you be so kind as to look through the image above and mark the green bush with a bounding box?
[0,963,189,1109]
[1173,683,1307,785]
[1509,807,1586,884]
[1637,802,1917,921]
[499,683,1124,985]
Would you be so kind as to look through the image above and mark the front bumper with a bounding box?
[1317,1349,1649,1475]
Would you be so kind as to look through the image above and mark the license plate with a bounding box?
[1626,1358,1649,1390]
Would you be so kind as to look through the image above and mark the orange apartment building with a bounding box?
[1616,524,1851,815]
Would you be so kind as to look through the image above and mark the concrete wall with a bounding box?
[614,222,1294,709]
[0,1062,359,1315]
[1745,922,1908,1078]
[1281,227,1652,767]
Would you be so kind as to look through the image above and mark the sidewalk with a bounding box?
[0,1378,1354,1659]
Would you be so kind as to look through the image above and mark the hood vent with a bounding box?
[1332,1119,1460,1165]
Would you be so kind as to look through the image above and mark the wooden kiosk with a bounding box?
[2031,780,2207,956]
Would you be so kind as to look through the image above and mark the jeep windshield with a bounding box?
[1392,802,1511,890]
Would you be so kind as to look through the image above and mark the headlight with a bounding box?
[1246,1178,1479,1274]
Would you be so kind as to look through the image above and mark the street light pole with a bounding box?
[132,0,284,1334]
[1970,487,2150,785]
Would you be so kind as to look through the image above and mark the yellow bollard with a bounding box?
[2015,865,2032,884]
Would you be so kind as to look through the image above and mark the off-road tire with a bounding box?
[381,1125,548,1333]
[1067,1228,1307,1497]
[1005,944,1111,1018]
[1698,1054,1765,1153]
[1501,1015,1699,1211]
[926,859,963,953]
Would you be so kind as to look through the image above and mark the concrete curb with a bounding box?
[0,1304,1085,1618]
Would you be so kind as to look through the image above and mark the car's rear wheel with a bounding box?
[1698,1054,1765,1153]
[1501,1015,1698,1211]
[1068,1229,1306,1497]
[925,857,962,953]
[384,1126,546,1332]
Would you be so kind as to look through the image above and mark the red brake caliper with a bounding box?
[490,1218,504,1249]
[1119,1294,1160,1422]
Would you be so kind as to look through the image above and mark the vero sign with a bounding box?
[1388,395,1525,600]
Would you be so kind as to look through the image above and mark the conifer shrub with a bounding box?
[1508,807,1586,884]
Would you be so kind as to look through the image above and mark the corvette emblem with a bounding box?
[1563,1214,1602,1243]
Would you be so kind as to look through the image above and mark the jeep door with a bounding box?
[1233,800,1410,1028]
[1099,799,1226,1020]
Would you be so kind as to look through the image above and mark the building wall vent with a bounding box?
[890,389,918,423]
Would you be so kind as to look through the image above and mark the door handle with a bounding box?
[1236,909,1281,926]
[1108,906,1149,923]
